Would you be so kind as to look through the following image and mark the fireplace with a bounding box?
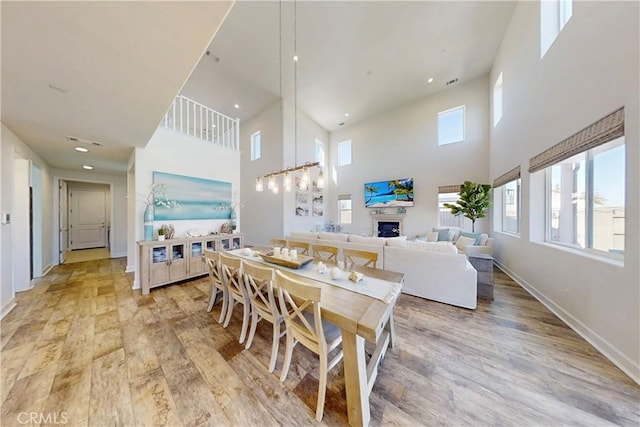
[378,221,400,237]
[372,213,404,237]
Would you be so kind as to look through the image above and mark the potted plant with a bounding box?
[444,180,492,232]
[157,227,165,241]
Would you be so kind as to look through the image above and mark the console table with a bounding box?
[138,234,244,295]
[468,253,494,300]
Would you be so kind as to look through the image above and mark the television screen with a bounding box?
[364,178,414,208]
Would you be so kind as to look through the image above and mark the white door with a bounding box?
[13,158,32,292]
[69,189,106,250]
[59,181,68,263]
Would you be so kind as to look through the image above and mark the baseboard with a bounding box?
[494,260,640,385]
[131,279,140,290]
[125,264,136,273]
[42,263,54,276]
[112,251,127,258]
[1,299,17,320]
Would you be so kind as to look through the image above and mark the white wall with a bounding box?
[52,169,127,259]
[133,126,241,287]
[328,75,490,238]
[1,123,53,317]
[489,1,639,382]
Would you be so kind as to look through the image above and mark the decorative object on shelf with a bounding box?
[220,222,232,234]
[160,224,175,240]
[144,204,154,241]
[443,180,492,232]
[140,183,179,241]
[397,207,406,214]
[255,0,324,194]
[157,227,165,241]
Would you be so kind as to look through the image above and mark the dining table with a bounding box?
[226,247,404,427]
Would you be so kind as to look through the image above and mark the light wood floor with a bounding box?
[1,258,638,426]
[63,248,110,264]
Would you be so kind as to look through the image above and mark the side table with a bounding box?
[468,254,494,300]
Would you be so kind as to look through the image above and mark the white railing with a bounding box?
[162,95,239,151]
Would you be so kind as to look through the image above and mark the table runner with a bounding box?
[227,249,402,304]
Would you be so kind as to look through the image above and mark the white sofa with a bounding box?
[285,232,478,309]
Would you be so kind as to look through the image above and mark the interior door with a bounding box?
[59,180,68,263]
[69,189,106,250]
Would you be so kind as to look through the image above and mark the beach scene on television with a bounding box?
[364,178,414,208]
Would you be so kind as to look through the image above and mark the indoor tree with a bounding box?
[444,181,492,232]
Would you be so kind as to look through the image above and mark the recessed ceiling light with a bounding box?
[293,55,298,62]
[427,77,434,83]
[75,147,89,153]
[234,104,240,109]
[345,113,350,117]
[82,165,93,170]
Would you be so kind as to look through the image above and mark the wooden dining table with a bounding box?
[227,248,404,427]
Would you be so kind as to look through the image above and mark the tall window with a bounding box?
[338,195,352,224]
[502,179,520,234]
[315,139,325,167]
[541,0,573,58]
[338,140,352,166]
[493,72,503,127]
[250,131,261,161]
[438,106,465,145]
[546,138,625,255]
[438,190,463,227]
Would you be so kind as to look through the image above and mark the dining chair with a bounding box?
[203,250,227,323]
[219,252,251,344]
[343,248,378,268]
[287,240,310,255]
[242,260,284,373]
[312,244,338,263]
[275,270,343,422]
[270,238,287,249]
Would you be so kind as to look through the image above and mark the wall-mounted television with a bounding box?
[364,178,414,208]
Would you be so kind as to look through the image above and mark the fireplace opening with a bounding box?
[378,221,400,237]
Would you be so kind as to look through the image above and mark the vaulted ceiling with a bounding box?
[1,1,516,175]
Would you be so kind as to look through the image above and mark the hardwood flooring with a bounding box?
[1,258,638,426]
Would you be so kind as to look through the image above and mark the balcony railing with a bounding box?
[162,95,239,151]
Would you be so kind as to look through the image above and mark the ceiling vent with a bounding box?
[446,78,459,86]
[66,135,102,146]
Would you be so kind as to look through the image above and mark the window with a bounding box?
[338,195,352,224]
[438,106,465,145]
[493,72,503,127]
[502,179,521,234]
[250,131,261,161]
[338,140,352,166]
[315,139,325,167]
[541,0,573,58]
[546,138,625,255]
[438,191,463,227]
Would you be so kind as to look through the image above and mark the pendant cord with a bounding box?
[293,0,298,168]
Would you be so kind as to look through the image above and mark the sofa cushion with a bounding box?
[348,235,387,246]
[459,231,482,245]
[290,231,318,239]
[318,232,349,242]
[386,239,408,248]
[406,240,458,254]
[455,236,476,252]
[433,227,453,241]
[478,233,489,246]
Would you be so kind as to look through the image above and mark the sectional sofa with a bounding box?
[286,231,478,309]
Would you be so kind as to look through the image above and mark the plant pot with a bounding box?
[158,235,165,241]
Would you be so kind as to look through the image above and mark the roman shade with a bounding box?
[529,107,624,173]
[438,185,462,193]
[493,166,521,188]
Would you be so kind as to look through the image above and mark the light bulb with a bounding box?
[301,167,309,184]
[317,169,325,189]
[268,175,276,190]
[255,176,263,192]
[272,183,279,194]
[284,171,292,192]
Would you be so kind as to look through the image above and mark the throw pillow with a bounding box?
[426,231,439,242]
[459,231,482,245]
[455,236,476,252]
[432,227,451,241]
[479,233,489,246]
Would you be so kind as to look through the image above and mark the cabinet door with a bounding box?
[231,236,242,250]
[205,239,217,252]
[219,237,230,251]
[150,245,169,285]
[189,240,205,275]
[169,243,187,279]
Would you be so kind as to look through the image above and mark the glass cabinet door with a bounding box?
[152,247,167,264]
[171,244,184,260]
[191,241,203,257]
[220,238,230,251]
[232,237,241,249]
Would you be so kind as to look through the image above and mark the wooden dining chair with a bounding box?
[270,238,287,248]
[203,250,227,323]
[242,260,284,373]
[219,252,251,344]
[343,248,378,268]
[275,270,343,421]
[287,240,310,255]
[312,244,338,263]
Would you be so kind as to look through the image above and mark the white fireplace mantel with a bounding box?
[371,213,405,237]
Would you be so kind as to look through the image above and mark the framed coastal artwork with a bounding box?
[152,171,232,220]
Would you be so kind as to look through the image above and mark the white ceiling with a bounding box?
[2,1,516,175]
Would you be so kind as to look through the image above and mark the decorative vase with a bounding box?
[144,204,154,241]
[230,209,237,232]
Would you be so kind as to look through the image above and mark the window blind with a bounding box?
[493,166,521,188]
[438,185,461,193]
[529,107,624,173]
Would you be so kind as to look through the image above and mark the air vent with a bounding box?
[66,135,102,146]
[338,122,345,126]
[446,78,459,86]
